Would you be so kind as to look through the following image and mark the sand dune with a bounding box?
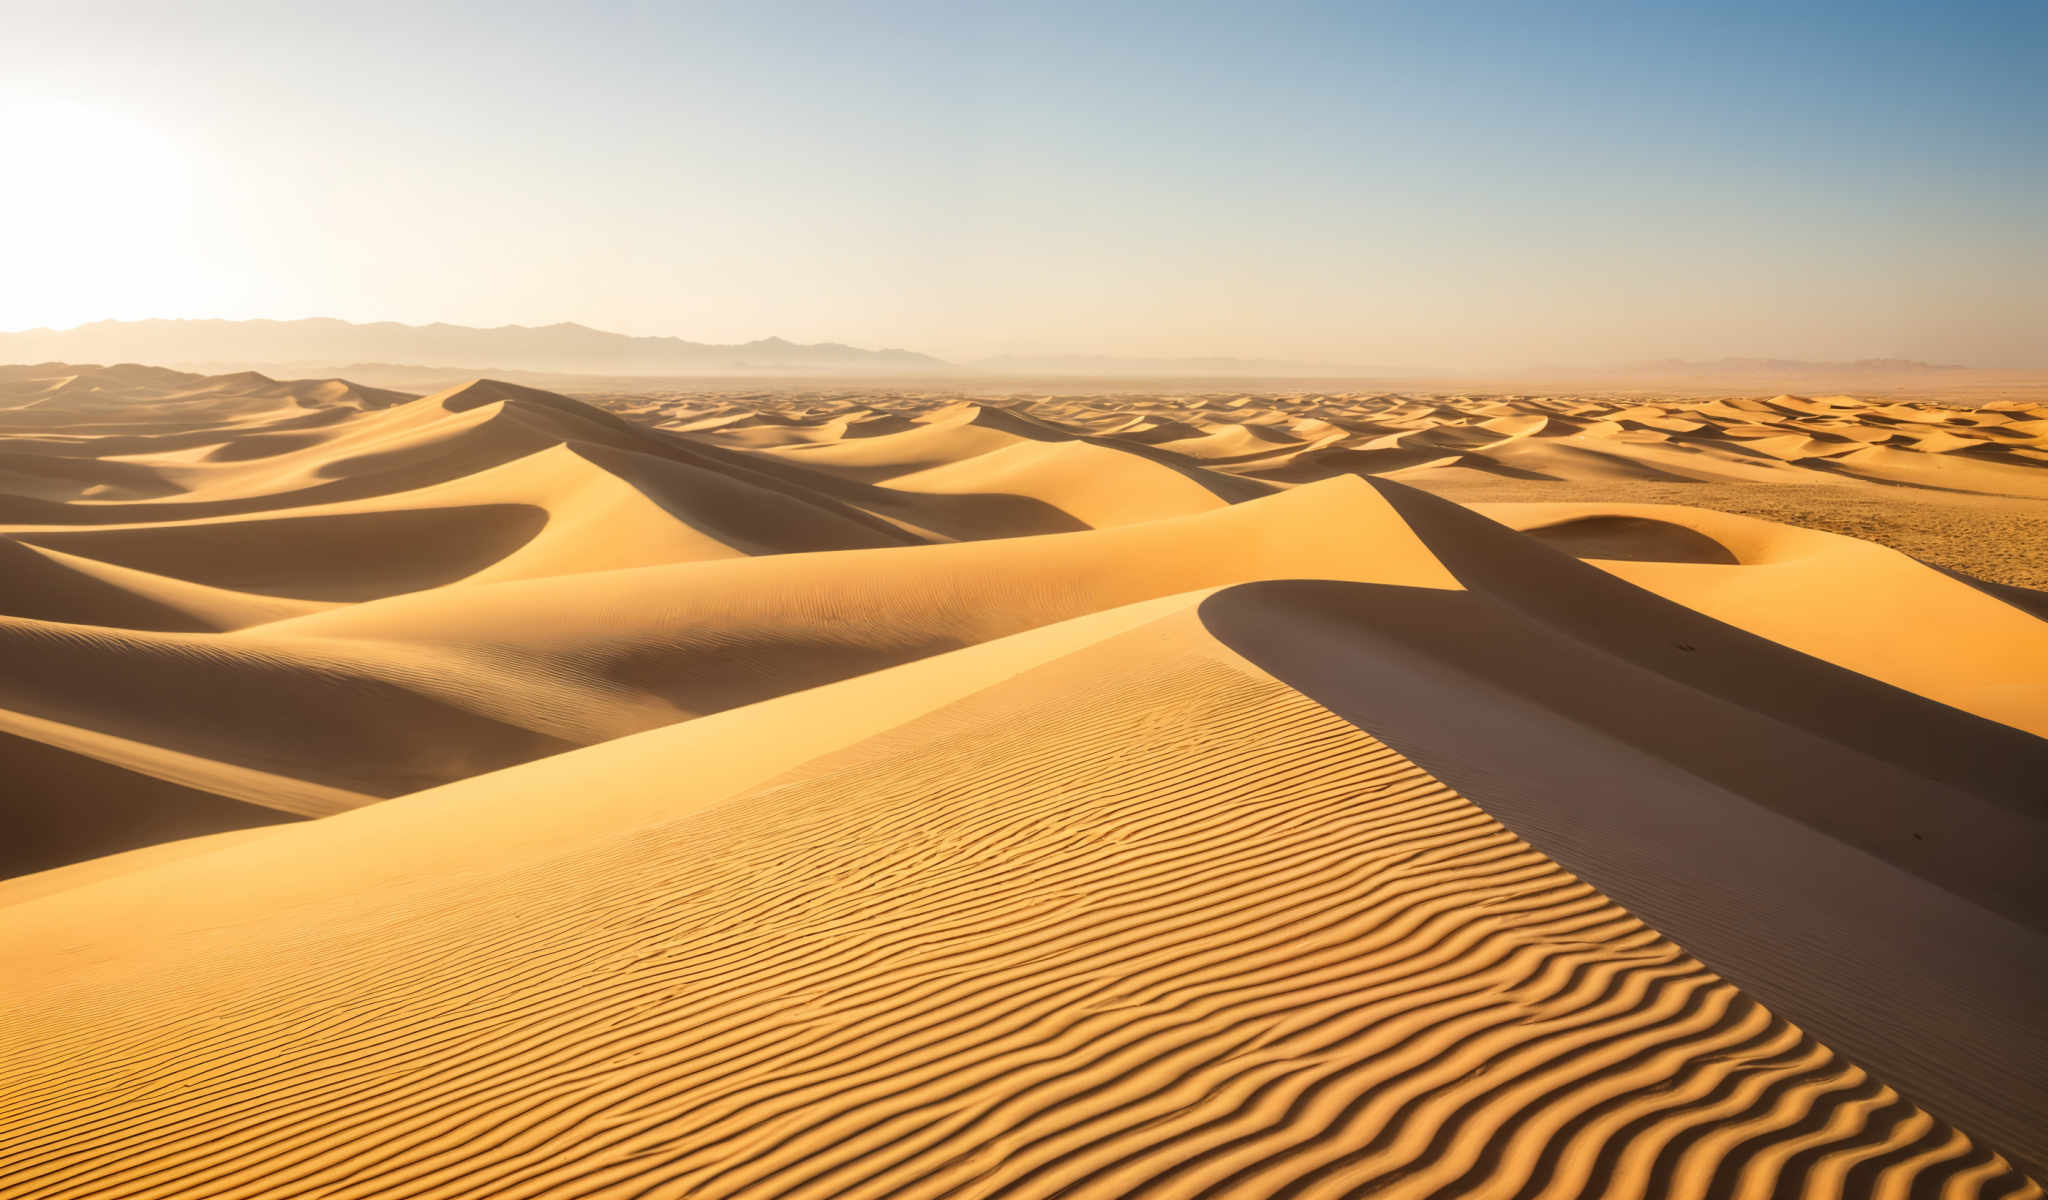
[2,363,2043,1197]
[1480,502,2048,736]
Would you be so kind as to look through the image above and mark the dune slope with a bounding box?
[4,599,2040,1198]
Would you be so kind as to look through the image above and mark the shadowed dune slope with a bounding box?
[0,536,326,631]
[1200,577,2047,1174]
[0,725,302,879]
[1473,501,2048,737]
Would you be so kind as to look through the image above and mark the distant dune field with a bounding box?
[1,362,2043,1198]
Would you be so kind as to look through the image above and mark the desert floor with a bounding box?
[1,363,2043,1198]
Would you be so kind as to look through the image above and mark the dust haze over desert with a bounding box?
[3,4,2046,1199]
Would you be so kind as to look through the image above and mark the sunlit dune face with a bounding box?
[0,99,197,331]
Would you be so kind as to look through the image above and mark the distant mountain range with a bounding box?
[0,318,949,374]
[0,319,1997,381]
[969,353,1349,374]
[1616,357,1969,375]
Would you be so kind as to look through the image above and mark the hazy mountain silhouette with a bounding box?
[1619,356,1968,374]
[0,318,949,374]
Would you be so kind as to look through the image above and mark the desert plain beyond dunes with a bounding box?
[1,361,2045,1199]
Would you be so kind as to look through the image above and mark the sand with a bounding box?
[1,362,2042,1197]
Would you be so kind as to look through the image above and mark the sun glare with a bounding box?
[0,98,196,331]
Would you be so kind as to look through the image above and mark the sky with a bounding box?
[2,0,2043,367]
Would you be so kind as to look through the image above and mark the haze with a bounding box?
[3,0,2043,367]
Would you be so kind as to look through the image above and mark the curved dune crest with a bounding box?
[0,536,328,630]
[18,502,553,600]
[882,438,1233,529]
[232,477,1452,735]
[1512,514,1741,564]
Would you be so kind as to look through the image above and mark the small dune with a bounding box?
[1516,514,1741,564]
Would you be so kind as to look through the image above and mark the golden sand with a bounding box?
[1,363,2042,1197]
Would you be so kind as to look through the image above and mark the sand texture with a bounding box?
[1,363,2043,1198]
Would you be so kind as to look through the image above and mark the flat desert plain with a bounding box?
[2,362,2044,1199]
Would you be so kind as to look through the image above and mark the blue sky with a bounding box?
[3,0,2042,364]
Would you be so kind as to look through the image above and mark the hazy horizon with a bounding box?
[5,1,2043,367]
[7,313,2042,376]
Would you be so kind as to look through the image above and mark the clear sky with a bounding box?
[3,0,2043,366]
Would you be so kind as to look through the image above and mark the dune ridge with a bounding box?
[1,362,2042,1196]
